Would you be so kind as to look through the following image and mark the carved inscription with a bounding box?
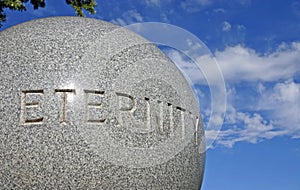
[190,114,200,145]
[149,100,175,136]
[84,90,106,124]
[115,92,137,127]
[19,88,201,139]
[55,89,76,124]
[176,106,186,140]
[20,90,44,125]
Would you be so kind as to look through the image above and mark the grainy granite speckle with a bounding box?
[0,17,205,189]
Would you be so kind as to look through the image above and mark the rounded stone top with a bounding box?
[0,17,205,189]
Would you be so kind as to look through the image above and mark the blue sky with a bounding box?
[1,0,300,189]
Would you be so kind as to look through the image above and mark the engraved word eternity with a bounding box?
[20,88,200,138]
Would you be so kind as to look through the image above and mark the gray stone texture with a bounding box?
[0,17,205,189]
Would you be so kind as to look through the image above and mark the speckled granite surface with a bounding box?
[0,17,205,189]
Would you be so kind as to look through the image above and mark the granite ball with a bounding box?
[0,17,205,189]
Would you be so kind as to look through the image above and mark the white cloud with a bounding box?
[222,21,231,32]
[111,18,127,26]
[145,0,161,6]
[162,38,299,87]
[111,10,143,26]
[165,42,300,148]
[258,80,300,131]
[164,49,203,85]
[207,106,278,148]
[181,0,212,13]
[237,24,246,31]
[215,42,300,82]
[160,13,170,23]
[207,80,300,148]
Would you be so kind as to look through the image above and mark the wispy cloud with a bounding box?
[181,0,212,13]
[111,10,144,26]
[291,1,300,17]
[208,79,300,148]
[145,0,161,7]
[209,41,300,147]
[222,21,232,32]
[208,107,285,148]
[166,41,300,148]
